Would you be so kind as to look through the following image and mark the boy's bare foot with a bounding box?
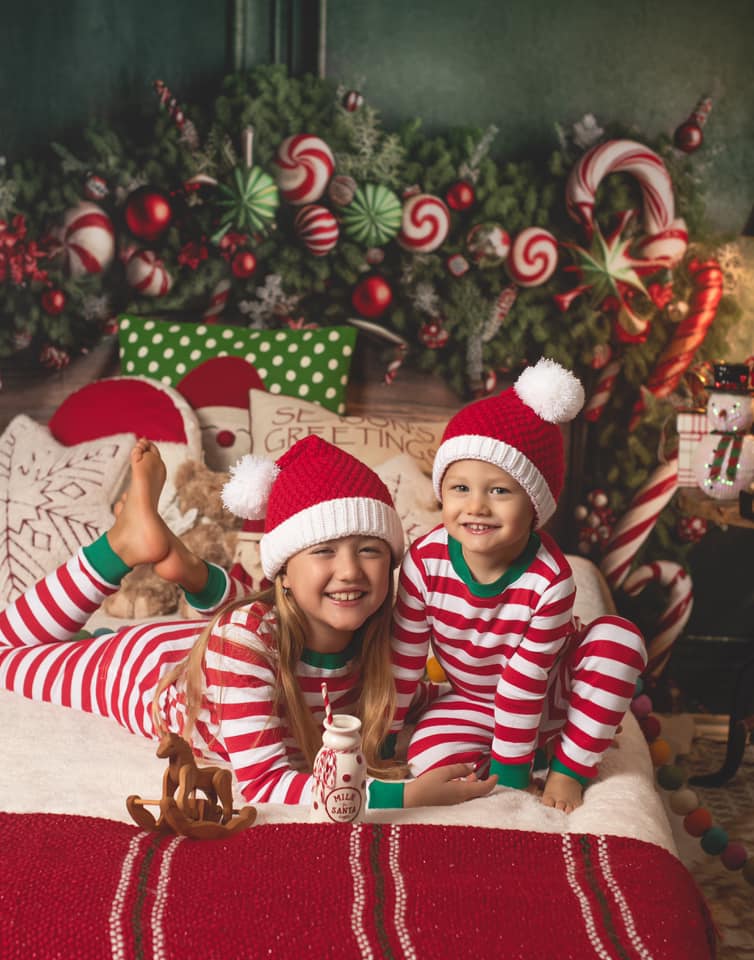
[540,769,584,814]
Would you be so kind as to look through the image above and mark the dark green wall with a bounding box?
[2,0,752,233]
[325,0,754,233]
[1,0,229,156]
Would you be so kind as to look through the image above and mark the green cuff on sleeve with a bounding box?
[368,779,405,809]
[549,757,591,786]
[489,758,531,790]
[83,534,132,585]
[183,562,228,610]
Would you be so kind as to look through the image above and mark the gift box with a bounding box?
[677,411,707,486]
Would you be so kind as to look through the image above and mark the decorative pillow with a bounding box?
[248,389,447,475]
[118,315,357,415]
[374,455,442,549]
[46,375,203,512]
[0,416,134,606]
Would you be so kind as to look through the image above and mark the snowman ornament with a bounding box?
[692,362,754,499]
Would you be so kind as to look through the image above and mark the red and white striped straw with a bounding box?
[320,682,333,726]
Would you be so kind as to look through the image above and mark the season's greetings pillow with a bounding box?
[118,315,357,415]
[0,416,134,606]
[248,389,446,475]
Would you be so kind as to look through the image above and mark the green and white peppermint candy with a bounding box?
[341,183,402,247]
[213,166,279,241]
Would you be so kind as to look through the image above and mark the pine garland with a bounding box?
[0,65,743,579]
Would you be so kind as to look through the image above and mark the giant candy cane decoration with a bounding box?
[599,458,679,590]
[622,561,693,679]
[630,258,724,428]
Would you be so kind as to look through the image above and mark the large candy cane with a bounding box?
[622,561,693,678]
[567,139,678,239]
[631,259,723,430]
[600,458,679,590]
[584,359,622,423]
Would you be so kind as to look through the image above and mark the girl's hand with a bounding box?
[404,764,498,808]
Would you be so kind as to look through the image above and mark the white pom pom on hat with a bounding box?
[514,357,585,424]
[432,358,585,528]
[221,454,280,520]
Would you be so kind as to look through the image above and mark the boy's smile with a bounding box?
[440,459,534,582]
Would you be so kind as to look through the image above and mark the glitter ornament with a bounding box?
[446,253,470,277]
[351,274,393,318]
[124,187,173,243]
[676,515,708,544]
[341,183,402,247]
[466,222,511,267]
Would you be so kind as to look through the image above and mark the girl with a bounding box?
[0,434,495,811]
[390,359,647,813]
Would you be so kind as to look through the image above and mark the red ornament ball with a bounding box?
[124,187,173,243]
[342,90,364,112]
[351,275,393,318]
[41,288,66,315]
[445,180,476,212]
[231,250,258,279]
[674,120,704,154]
[419,320,449,349]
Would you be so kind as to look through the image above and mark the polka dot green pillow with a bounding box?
[118,315,357,414]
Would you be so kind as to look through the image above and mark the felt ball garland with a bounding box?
[633,677,754,885]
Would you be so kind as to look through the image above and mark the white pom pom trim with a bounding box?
[221,454,280,520]
[514,358,585,424]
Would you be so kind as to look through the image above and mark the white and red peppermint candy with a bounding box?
[125,249,172,297]
[506,227,558,287]
[398,193,450,253]
[274,134,335,205]
[294,204,339,256]
[419,320,449,349]
[62,201,115,278]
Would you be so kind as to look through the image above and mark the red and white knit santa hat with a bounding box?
[432,358,585,528]
[222,435,404,578]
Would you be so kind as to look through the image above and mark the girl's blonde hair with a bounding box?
[152,568,404,779]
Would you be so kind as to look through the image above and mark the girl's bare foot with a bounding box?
[107,439,209,594]
[107,439,171,568]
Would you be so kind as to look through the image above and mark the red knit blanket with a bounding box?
[0,813,714,959]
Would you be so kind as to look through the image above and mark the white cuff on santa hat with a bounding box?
[432,434,556,527]
[260,497,406,579]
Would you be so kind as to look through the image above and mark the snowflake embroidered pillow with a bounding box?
[118,315,357,415]
[0,416,134,606]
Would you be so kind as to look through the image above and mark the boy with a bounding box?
[391,358,646,812]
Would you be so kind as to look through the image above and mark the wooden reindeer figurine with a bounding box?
[127,731,256,840]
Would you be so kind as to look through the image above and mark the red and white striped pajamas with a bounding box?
[0,544,371,806]
[391,526,646,788]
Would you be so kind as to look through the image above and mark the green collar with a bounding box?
[448,532,540,597]
[301,634,361,669]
